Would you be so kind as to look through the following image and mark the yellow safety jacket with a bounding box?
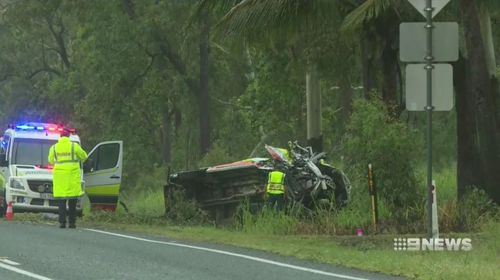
[48,137,88,198]
[266,171,285,195]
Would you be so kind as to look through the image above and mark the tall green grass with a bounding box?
[234,164,498,235]
[236,204,302,235]
[84,164,498,236]
[83,188,166,225]
[122,189,165,217]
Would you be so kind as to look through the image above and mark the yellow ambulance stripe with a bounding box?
[86,184,120,196]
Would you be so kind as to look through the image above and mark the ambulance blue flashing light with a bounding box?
[9,123,76,134]
[16,125,35,130]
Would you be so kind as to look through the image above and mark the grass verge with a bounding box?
[13,203,499,280]
[76,215,500,280]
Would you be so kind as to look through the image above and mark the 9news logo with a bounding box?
[393,238,472,251]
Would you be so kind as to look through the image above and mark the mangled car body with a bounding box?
[165,142,351,221]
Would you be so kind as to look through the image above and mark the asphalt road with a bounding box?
[0,221,403,280]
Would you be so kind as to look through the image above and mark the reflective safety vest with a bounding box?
[266,171,285,195]
[54,143,78,164]
[48,137,88,198]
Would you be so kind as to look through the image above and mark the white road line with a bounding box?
[0,258,21,265]
[0,262,53,280]
[85,228,372,280]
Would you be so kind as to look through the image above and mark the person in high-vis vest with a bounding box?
[266,170,286,210]
[48,129,88,228]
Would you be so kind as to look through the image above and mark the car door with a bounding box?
[84,141,123,211]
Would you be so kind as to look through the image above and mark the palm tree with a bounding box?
[204,0,413,137]
[201,0,355,152]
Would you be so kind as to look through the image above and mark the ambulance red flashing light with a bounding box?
[8,123,76,134]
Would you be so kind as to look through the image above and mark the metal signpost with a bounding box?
[424,0,435,240]
[401,0,455,239]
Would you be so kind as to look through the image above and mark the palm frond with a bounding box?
[220,0,279,36]
[196,0,241,16]
[217,0,340,39]
[341,0,395,32]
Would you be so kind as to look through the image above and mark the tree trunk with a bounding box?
[479,6,496,77]
[199,8,210,155]
[339,77,353,131]
[459,0,500,204]
[378,16,400,117]
[478,7,500,134]
[161,111,172,165]
[381,40,398,108]
[454,54,482,201]
[306,62,322,152]
[360,32,376,98]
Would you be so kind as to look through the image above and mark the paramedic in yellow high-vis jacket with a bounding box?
[48,129,88,228]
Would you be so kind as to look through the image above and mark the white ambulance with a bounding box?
[0,122,123,217]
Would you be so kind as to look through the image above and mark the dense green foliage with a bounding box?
[344,99,422,218]
[0,0,499,226]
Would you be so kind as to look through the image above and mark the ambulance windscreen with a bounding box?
[12,139,57,167]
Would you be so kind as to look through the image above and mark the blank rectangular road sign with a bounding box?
[406,64,454,111]
[400,22,458,62]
